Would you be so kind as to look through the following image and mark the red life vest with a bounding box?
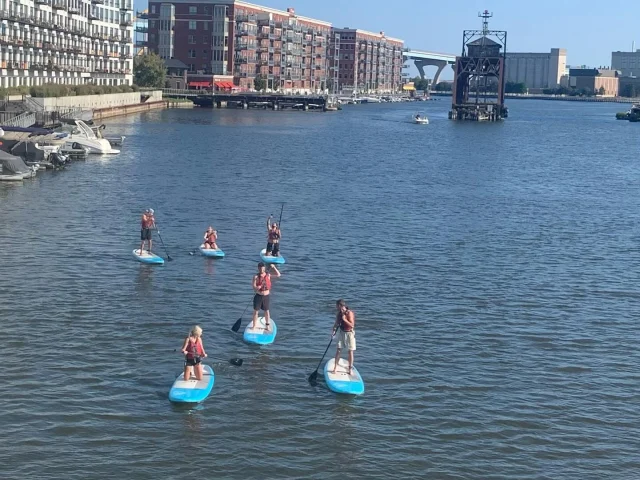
[185,338,203,358]
[256,273,271,293]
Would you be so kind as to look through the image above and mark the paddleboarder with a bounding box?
[332,299,356,375]
[139,208,155,254]
[181,325,208,381]
[265,215,281,257]
[203,226,218,249]
[251,262,281,330]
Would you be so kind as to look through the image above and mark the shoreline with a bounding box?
[430,92,639,104]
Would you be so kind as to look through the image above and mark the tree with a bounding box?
[326,78,334,93]
[434,82,452,92]
[598,86,606,96]
[505,81,527,94]
[253,74,266,92]
[133,53,166,88]
[412,76,430,91]
[621,84,637,98]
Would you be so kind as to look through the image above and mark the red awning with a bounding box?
[226,82,236,88]
[215,81,235,89]
[188,81,211,87]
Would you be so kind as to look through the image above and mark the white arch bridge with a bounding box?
[403,49,457,86]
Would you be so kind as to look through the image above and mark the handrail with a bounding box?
[3,111,36,127]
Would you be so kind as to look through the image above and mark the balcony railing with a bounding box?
[120,19,132,27]
[135,26,148,33]
[53,2,67,10]
[91,0,104,4]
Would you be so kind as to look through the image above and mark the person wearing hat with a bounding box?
[139,208,156,254]
[251,261,281,330]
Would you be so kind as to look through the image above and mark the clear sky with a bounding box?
[136,0,640,79]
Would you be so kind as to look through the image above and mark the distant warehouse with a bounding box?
[504,48,567,91]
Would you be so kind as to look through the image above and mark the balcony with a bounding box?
[91,0,104,4]
[120,19,133,27]
[68,6,80,14]
[135,26,147,33]
[121,37,132,43]
[88,13,98,21]
[120,2,132,11]
[120,52,132,59]
[35,0,48,4]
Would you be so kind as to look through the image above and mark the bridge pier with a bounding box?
[414,59,450,88]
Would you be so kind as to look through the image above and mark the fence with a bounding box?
[2,112,36,128]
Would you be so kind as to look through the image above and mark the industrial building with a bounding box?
[569,68,619,96]
[504,48,566,90]
[611,50,640,77]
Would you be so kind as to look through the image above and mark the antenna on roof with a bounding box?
[479,9,492,35]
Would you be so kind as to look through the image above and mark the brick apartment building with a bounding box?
[146,0,404,93]
[328,28,404,94]
[146,0,331,92]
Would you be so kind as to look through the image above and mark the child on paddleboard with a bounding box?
[181,325,207,381]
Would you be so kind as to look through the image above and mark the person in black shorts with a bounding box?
[251,262,280,330]
[266,215,281,256]
[139,208,155,254]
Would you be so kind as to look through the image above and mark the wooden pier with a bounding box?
[161,89,328,111]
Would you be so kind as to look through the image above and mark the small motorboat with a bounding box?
[413,113,429,124]
[0,150,37,181]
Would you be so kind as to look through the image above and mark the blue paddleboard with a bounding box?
[199,244,225,257]
[168,364,215,403]
[243,316,277,345]
[132,249,164,265]
[260,248,285,264]
[324,358,365,396]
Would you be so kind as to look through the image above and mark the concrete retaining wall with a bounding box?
[28,91,163,111]
[93,101,167,120]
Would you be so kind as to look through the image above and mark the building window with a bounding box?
[203,22,208,30]
[188,63,195,72]
[203,50,208,58]
[151,5,156,14]
[203,36,209,44]
[150,20,156,28]
[189,21,196,30]
[189,6,197,14]
[188,49,196,58]
[188,35,195,44]
[204,6,210,14]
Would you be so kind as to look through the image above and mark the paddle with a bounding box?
[231,297,254,332]
[174,350,243,367]
[155,228,173,261]
[308,331,336,385]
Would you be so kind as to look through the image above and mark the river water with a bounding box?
[1,99,640,479]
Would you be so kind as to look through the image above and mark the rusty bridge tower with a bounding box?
[449,10,508,121]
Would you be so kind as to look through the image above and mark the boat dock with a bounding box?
[162,90,328,111]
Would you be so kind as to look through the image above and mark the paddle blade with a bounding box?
[231,318,242,333]
[230,358,243,367]
[308,370,319,385]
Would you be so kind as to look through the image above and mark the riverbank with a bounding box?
[431,91,640,104]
